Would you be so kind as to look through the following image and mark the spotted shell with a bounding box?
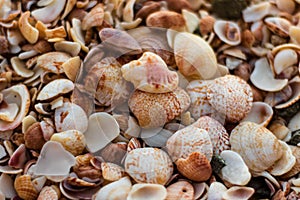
[192,116,230,155]
[166,125,213,162]
[128,87,190,128]
[14,175,38,200]
[230,122,283,172]
[206,75,253,123]
[124,147,173,185]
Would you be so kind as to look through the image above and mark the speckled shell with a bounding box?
[37,186,58,200]
[230,122,283,172]
[192,116,230,155]
[128,87,190,128]
[14,175,38,200]
[101,162,126,181]
[124,147,173,185]
[207,75,253,123]
[121,52,179,93]
[84,57,131,108]
[166,125,213,162]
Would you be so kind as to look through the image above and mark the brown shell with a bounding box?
[146,11,186,31]
[128,87,190,128]
[24,122,46,150]
[176,152,212,182]
[14,175,38,200]
[166,180,194,200]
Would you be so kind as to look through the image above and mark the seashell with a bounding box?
[264,17,291,38]
[99,142,127,165]
[124,147,173,185]
[289,26,300,44]
[176,152,212,182]
[241,102,273,127]
[14,175,38,200]
[50,130,86,156]
[101,162,126,181]
[0,173,17,198]
[85,112,120,153]
[214,20,241,46]
[54,41,81,57]
[10,57,34,78]
[0,165,23,174]
[222,186,255,200]
[220,150,251,186]
[230,122,283,172]
[84,57,131,108]
[275,78,300,109]
[281,146,300,179]
[0,102,19,122]
[18,11,39,44]
[129,87,190,128]
[182,9,199,33]
[82,3,104,30]
[269,117,290,140]
[135,1,161,20]
[8,144,28,169]
[123,0,136,22]
[37,186,58,200]
[192,116,230,155]
[199,15,216,36]
[121,52,178,93]
[24,122,46,150]
[207,75,253,123]
[61,0,77,19]
[276,0,295,13]
[124,116,141,138]
[127,183,167,200]
[0,145,6,160]
[264,85,293,107]
[32,0,66,24]
[166,180,194,200]
[146,11,186,31]
[250,57,288,92]
[36,52,71,74]
[62,56,81,82]
[242,2,273,23]
[207,182,227,200]
[70,18,89,52]
[273,49,298,75]
[143,129,173,147]
[0,84,30,131]
[267,141,296,176]
[50,96,64,110]
[37,79,74,101]
[166,125,213,162]
[32,176,47,192]
[93,176,132,200]
[54,102,88,133]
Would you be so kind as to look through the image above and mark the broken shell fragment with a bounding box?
[166,180,194,200]
[14,175,38,200]
[10,57,34,78]
[222,186,255,200]
[24,122,46,150]
[37,79,74,101]
[214,20,241,46]
[241,102,273,127]
[81,3,104,30]
[101,162,125,181]
[146,11,186,31]
[124,147,173,185]
[264,17,291,38]
[36,52,71,74]
[127,183,167,200]
[37,186,59,200]
[32,0,66,24]
[18,11,39,44]
[121,52,179,93]
[273,49,298,75]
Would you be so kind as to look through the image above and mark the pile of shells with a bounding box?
[2,0,300,199]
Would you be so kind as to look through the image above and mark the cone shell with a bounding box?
[176,152,212,182]
[121,52,179,93]
[192,116,230,155]
[124,147,173,185]
[166,125,213,162]
[129,87,190,128]
[14,175,38,200]
[230,122,283,172]
[166,180,194,200]
[207,75,253,123]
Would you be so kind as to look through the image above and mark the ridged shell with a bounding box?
[207,75,253,123]
[121,52,178,93]
[37,186,58,200]
[14,175,38,200]
[166,125,213,162]
[128,87,190,128]
[124,148,173,185]
[127,183,167,200]
[192,116,230,155]
[230,122,283,172]
[166,181,194,200]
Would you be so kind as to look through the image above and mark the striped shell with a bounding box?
[124,148,173,185]
[230,122,283,172]
[166,125,213,162]
[128,87,190,128]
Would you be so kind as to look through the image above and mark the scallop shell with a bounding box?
[124,147,173,185]
[192,116,230,155]
[207,75,253,123]
[173,32,218,80]
[121,52,179,93]
[166,125,213,162]
[175,152,212,182]
[229,122,283,172]
[214,20,241,46]
[166,180,194,200]
[127,183,167,200]
[128,87,190,128]
[14,175,38,200]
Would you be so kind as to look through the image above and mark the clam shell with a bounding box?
[121,52,179,93]
[166,125,213,162]
[273,49,298,75]
[230,122,283,172]
[214,20,241,46]
[14,175,38,200]
[11,56,34,78]
[37,186,58,200]
[207,182,227,200]
[241,102,273,127]
[242,2,273,23]
[192,116,230,155]
[128,87,190,128]
[173,32,218,80]
[281,146,300,179]
[175,152,212,182]
[207,75,253,123]
[124,147,173,185]
[127,183,167,200]
[8,144,28,169]
[166,180,194,200]
[24,122,46,150]
[0,173,17,198]
[50,130,86,156]
[36,52,71,74]
[37,79,74,101]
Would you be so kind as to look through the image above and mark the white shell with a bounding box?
[37,79,74,101]
[10,57,34,78]
[242,2,273,23]
[241,102,273,127]
[32,0,66,24]
[207,182,227,200]
[273,49,298,75]
[214,20,241,46]
[127,184,167,200]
